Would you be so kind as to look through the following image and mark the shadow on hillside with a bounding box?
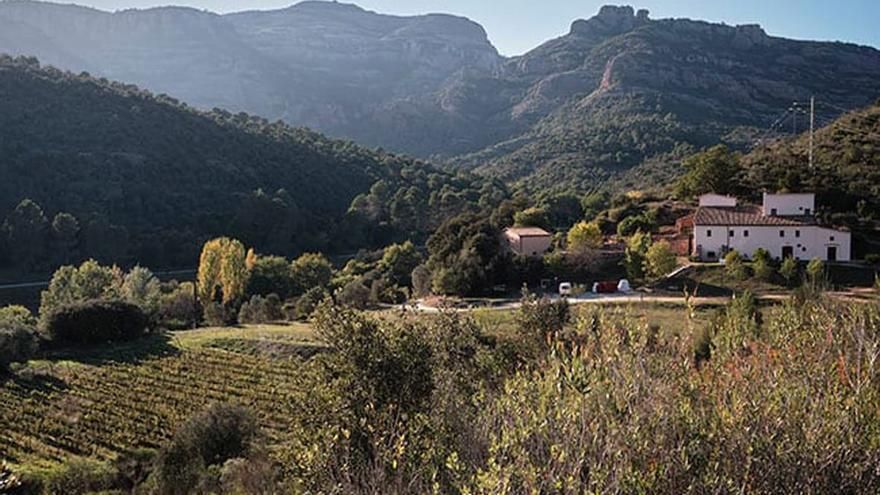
[42,332,181,366]
[4,367,70,395]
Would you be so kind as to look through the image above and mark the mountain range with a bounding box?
[1,1,879,196]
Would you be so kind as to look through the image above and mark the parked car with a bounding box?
[593,281,619,294]
[559,282,573,296]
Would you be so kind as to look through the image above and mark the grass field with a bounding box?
[0,303,724,474]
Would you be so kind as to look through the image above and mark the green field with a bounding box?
[0,304,720,473]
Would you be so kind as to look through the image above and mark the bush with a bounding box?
[516,292,570,354]
[121,266,161,318]
[294,287,327,320]
[337,280,370,310]
[0,305,37,327]
[44,299,148,346]
[237,294,283,324]
[724,250,749,280]
[865,253,880,265]
[202,302,238,327]
[246,255,294,299]
[780,256,799,285]
[40,457,116,495]
[155,403,259,495]
[411,265,433,298]
[644,241,677,280]
[752,249,774,281]
[158,281,199,330]
[0,323,37,371]
[806,257,826,286]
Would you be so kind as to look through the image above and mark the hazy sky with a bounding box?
[68,0,880,56]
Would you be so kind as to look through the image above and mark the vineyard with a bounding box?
[0,324,322,470]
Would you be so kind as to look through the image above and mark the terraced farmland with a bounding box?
[0,324,322,469]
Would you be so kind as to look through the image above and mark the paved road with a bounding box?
[410,292,733,313]
[0,269,197,291]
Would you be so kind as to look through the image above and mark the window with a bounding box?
[707,229,712,238]
[780,230,785,238]
[805,208,811,215]
[729,230,735,238]
[795,230,800,238]
[771,208,778,216]
[744,230,749,237]
[830,236,835,241]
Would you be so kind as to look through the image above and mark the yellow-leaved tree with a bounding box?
[566,221,603,252]
[198,238,249,305]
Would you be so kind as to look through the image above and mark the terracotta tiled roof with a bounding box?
[505,227,552,237]
[694,206,816,226]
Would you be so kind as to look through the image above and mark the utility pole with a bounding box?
[809,96,815,168]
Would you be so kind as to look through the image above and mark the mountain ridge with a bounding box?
[1,1,879,196]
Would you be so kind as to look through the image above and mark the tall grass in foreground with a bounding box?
[471,297,880,494]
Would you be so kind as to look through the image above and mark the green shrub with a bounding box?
[644,241,677,280]
[202,302,237,327]
[779,256,799,285]
[752,250,774,281]
[0,305,37,327]
[516,292,570,354]
[237,294,283,324]
[806,257,826,287]
[294,287,327,320]
[44,299,148,346]
[337,280,370,310]
[865,253,880,265]
[724,250,749,280]
[155,403,259,495]
[158,281,199,330]
[41,457,116,495]
[0,322,38,371]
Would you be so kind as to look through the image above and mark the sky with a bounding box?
[69,0,880,56]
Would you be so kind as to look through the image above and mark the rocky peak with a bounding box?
[570,5,651,37]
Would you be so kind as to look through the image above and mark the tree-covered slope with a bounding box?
[455,6,880,197]
[742,101,880,227]
[0,56,504,273]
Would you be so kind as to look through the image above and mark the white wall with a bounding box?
[505,233,552,258]
[693,225,850,261]
[699,194,737,208]
[762,193,815,216]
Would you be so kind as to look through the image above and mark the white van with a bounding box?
[558,282,573,297]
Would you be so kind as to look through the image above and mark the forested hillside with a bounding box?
[742,101,880,226]
[0,55,505,275]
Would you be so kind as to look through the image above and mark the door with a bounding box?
[782,246,794,259]
[827,246,837,262]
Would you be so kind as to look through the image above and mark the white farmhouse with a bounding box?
[692,193,850,262]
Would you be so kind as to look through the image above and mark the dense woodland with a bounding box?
[0,56,506,276]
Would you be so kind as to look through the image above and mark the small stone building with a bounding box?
[504,227,553,258]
